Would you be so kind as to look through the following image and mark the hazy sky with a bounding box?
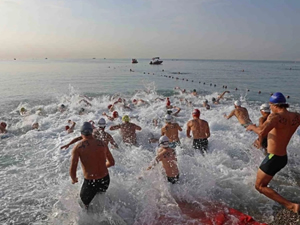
[1,0,300,60]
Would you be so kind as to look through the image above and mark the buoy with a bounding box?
[270,93,273,96]
[162,69,164,72]
[191,80,194,82]
[258,91,261,94]
[214,84,216,87]
[203,82,205,85]
[199,82,201,84]
[287,95,290,99]
[235,88,238,91]
[247,89,250,92]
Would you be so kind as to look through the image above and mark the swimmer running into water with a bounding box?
[249,92,300,213]
[161,114,182,148]
[146,136,179,184]
[224,100,252,128]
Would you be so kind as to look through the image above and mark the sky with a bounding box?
[1,0,300,60]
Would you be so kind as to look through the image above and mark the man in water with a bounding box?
[110,115,142,146]
[61,119,118,149]
[250,92,300,213]
[224,100,252,128]
[166,98,181,116]
[0,122,7,133]
[202,99,211,110]
[65,120,76,134]
[103,111,120,121]
[186,109,210,154]
[161,114,182,148]
[147,136,179,184]
[70,122,115,209]
[246,103,271,151]
[212,90,230,104]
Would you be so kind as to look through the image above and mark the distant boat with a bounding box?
[93,58,96,59]
[150,57,163,65]
[45,58,47,60]
[14,58,16,60]
[132,59,138,64]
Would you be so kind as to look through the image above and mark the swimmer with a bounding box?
[79,108,85,115]
[107,104,115,112]
[202,99,211,110]
[212,91,230,104]
[65,120,76,134]
[166,99,181,116]
[191,89,198,96]
[224,100,252,128]
[58,104,66,113]
[250,92,300,213]
[186,109,210,155]
[79,99,92,107]
[0,122,7,133]
[20,107,27,115]
[161,114,182,148]
[109,115,141,146]
[102,111,120,121]
[69,122,115,209]
[61,119,117,149]
[31,122,39,130]
[146,136,179,184]
[246,103,270,151]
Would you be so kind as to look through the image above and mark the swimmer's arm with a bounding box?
[161,127,165,136]
[105,147,115,168]
[70,121,76,130]
[177,123,182,131]
[246,124,261,134]
[186,122,192,138]
[173,106,181,116]
[109,124,121,131]
[61,136,82,150]
[217,91,230,101]
[259,113,279,141]
[135,124,142,131]
[224,110,235,119]
[109,135,118,149]
[147,150,164,170]
[205,122,210,138]
[70,147,79,184]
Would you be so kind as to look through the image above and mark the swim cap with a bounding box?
[192,109,200,117]
[234,100,241,106]
[122,115,130,122]
[269,92,286,104]
[80,122,93,135]
[79,108,85,113]
[65,125,70,130]
[108,104,113,109]
[164,114,172,122]
[60,104,65,108]
[166,99,171,106]
[98,118,106,127]
[1,122,7,128]
[212,97,216,102]
[203,99,208,104]
[112,111,118,118]
[132,99,137,103]
[159,136,169,148]
[193,89,196,92]
[20,107,26,112]
[260,103,270,113]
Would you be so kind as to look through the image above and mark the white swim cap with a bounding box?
[159,136,169,148]
[260,103,270,113]
[234,100,241,106]
[164,114,172,122]
[98,118,106,127]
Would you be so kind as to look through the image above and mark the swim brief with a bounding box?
[80,174,110,206]
[241,123,252,128]
[167,174,179,184]
[193,138,208,154]
[169,141,181,149]
[259,153,287,176]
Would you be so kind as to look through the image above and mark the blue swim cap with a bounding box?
[269,92,286,104]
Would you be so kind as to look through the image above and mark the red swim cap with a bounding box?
[108,104,113,109]
[133,99,137,103]
[1,122,7,128]
[113,111,118,118]
[192,109,200,117]
[65,125,70,130]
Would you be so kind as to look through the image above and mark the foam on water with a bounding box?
[1,84,300,224]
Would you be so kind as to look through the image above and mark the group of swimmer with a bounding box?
[54,90,300,215]
[2,90,299,216]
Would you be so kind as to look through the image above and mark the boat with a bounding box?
[132,59,138,64]
[150,57,163,65]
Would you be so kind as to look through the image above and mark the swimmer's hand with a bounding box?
[253,139,261,149]
[187,135,191,138]
[61,144,69,150]
[102,112,107,116]
[71,178,78,184]
[147,166,152,170]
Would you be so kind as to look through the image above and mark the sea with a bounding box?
[0,58,300,225]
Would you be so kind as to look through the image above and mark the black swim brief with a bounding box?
[259,153,287,176]
[167,174,179,184]
[80,174,110,206]
[193,138,208,154]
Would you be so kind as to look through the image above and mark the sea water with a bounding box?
[0,59,300,224]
